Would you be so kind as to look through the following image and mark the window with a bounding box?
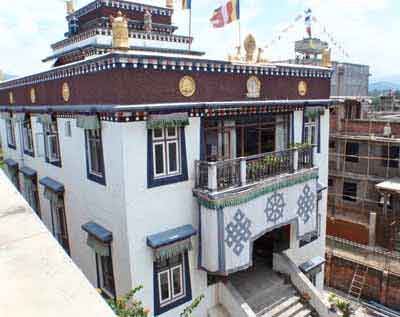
[304,115,317,146]
[97,252,115,298]
[148,127,188,188]
[329,140,336,150]
[343,181,357,202]
[44,120,61,166]
[23,176,40,217]
[50,196,70,254]
[154,253,192,315]
[5,118,16,149]
[328,178,334,187]
[22,118,34,156]
[345,142,359,163]
[65,121,72,137]
[85,129,106,184]
[153,127,180,177]
[382,146,399,168]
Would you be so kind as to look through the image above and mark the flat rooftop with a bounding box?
[0,171,115,317]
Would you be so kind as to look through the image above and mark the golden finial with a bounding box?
[0,69,4,82]
[256,48,268,64]
[322,48,332,67]
[110,11,129,51]
[244,34,256,63]
[66,0,75,15]
[144,10,153,33]
[166,0,174,9]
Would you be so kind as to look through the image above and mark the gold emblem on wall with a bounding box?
[9,91,14,104]
[298,81,308,97]
[246,76,261,98]
[62,82,70,102]
[30,88,36,104]
[179,76,196,97]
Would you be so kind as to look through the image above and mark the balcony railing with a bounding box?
[195,146,315,193]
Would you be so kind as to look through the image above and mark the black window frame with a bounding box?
[5,118,16,149]
[382,146,399,168]
[345,142,359,163]
[147,126,188,188]
[22,117,35,157]
[43,119,62,168]
[96,247,116,299]
[153,252,192,316]
[49,195,70,255]
[85,129,106,185]
[343,181,357,202]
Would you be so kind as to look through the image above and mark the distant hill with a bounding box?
[369,81,400,92]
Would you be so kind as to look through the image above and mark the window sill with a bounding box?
[45,158,62,168]
[148,173,188,189]
[87,172,106,186]
[24,150,35,158]
[8,144,16,150]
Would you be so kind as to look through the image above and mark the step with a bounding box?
[276,302,307,317]
[266,295,300,317]
[208,304,230,317]
[294,308,312,317]
[249,284,296,314]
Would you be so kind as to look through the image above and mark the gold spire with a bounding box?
[110,11,129,51]
[0,69,4,82]
[166,0,174,9]
[66,0,75,15]
[322,48,332,67]
[244,34,256,63]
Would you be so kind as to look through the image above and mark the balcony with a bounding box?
[194,146,315,195]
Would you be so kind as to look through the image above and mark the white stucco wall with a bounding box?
[0,117,132,297]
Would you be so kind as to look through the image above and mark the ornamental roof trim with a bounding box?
[67,0,173,22]
[0,52,332,91]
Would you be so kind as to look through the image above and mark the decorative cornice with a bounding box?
[195,170,319,210]
[0,53,332,91]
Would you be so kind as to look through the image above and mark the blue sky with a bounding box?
[0,0,398,80]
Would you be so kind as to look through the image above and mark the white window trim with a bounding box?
[152,127,181,179]
[23,126,34,152]
[171,264,184,298]
[6,119,16,146]
[46,134,60,162]
[86,131,104,177]
[97,254,115,298]
[158,269,171,305]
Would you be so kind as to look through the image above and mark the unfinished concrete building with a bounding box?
[325,98,400,310]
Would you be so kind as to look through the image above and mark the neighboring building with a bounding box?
[0,1,333,316]
[325,99,400,310]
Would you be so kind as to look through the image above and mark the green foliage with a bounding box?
[327,293,352,317]
[180,295,205,317]
[106,286,150,317]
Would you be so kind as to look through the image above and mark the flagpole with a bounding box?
[189,8,192,51]
[237,1,241,53]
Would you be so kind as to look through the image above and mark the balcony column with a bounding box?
[208,163,218,192]
[240,158,247,186]
[293,149,299,173]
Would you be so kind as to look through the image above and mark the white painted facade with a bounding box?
[0,107,329,317]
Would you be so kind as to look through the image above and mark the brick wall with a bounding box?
[326,217,369,245]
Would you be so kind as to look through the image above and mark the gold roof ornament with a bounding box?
[110,11,129,51]
[144,10,153,33]
[322,48,332,67]
[66,0,75,15]
[0,69,4,82]
[166,0,174,9]
[244,34,256,63]
[256,48,268,64]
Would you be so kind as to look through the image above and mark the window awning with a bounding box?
[147,224,197,261]
[76,115,100,130]
[146,113,189,129]
[82,221,113,243]
[20,166,37,178]
[299,256,326,274]
[39,177,64,194]
[4,159,18,169]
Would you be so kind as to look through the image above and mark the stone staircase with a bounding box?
[229,261,314,317]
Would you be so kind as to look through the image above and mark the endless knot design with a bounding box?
[225,209,252,256]
[264,191,286,224]
[297,184,316,224]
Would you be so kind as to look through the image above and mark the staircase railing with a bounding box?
[273,253,336,317]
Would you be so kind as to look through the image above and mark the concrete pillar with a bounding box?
[208,163,218,192]
[293,149,299,173]
[380,271,389,306]
[240,158,247,186]
[383,193,388,218]
[325,251,333,287]
[369,212,377,247]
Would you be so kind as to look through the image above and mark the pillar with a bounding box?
[380,271,389,306]
[325,251,333,287]
[369,212,377,247]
